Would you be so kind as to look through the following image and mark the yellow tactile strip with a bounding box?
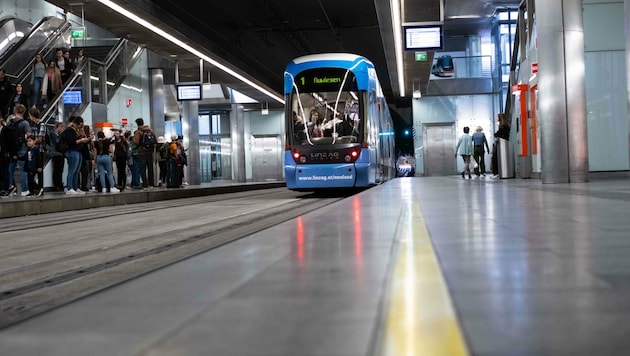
[380,200,469,356]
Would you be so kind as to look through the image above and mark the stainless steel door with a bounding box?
[423,124,456,176]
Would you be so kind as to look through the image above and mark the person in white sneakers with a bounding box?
[93,130,119,193]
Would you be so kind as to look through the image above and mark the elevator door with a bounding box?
[423,124,456,176]
[252,135,282,182]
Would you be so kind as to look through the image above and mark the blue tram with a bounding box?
[283,53,396,191]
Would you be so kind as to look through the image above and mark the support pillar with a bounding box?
[181,100,200,185]
[231,104,246,182]
[536,0,589,183]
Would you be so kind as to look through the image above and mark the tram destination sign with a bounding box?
[296,68,356,93]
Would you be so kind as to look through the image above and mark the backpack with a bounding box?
[5,118,27,155]
[56,129,69,154]
[159,142,172,159]
[140,130,156,149]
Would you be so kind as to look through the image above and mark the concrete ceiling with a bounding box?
[45,0,519,109]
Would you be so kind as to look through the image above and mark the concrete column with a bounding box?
[181,100,200,185]
[536,0,589,183]
[148,69,166,139]
[231,104,246,182]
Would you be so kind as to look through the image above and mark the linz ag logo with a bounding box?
[311,151,339,161]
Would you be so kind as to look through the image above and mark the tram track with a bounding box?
[0,189,345,329]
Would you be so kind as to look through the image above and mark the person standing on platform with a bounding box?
[156,135,167,187]
[0,118,10,195]
[455,126,473,179]
[93,130,119,193]
[64,116,89,195]
[48,122,66,191]
[126,130,140,189]
[23,136,43,197]
[113,129,129,191]
[471,126,490,177]
[10,104,31,196]
[132,118,156,188]
[27,108,46,196]
[491,113,510,178]
[165,134,180,188]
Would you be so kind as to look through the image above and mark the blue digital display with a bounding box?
[63,90,82,105]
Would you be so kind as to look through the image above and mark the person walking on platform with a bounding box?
[455,126,473,179]
[472,125,490,177]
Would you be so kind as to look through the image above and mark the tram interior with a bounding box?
[292,92,361,145]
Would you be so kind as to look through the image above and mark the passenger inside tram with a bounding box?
[292,92,361,144]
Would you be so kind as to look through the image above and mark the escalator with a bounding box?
[0,17,32,62]
[39,38,145,127]
[0,16,72,87]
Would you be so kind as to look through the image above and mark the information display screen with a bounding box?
[63,90,82,105]
[177,84,202,101]
[404,25,443,50]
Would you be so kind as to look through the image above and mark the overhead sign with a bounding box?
[71,28,85,39]
[415,52,428,61]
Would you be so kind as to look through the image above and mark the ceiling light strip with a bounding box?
[391,0,405,97]
[97,0,284,104]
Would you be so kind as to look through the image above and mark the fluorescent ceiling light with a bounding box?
[391,0,405,97]
[97,0,284,105]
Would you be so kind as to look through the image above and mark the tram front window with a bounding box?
[290,92,362,145]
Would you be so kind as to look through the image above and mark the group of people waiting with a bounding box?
[0,109,188,197]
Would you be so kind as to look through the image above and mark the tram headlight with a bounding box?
[344,154,352,162]
[299,156,307,163]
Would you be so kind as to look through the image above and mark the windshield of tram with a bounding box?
[290,92,362,146]
[288,67,364,146]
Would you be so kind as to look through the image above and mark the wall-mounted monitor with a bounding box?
[403,25,443,51]
[176,84,202,101]
[63,89,82,105]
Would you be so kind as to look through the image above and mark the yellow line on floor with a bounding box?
[380,200,469,356]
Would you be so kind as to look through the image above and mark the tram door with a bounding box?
[423,123,457,176]
[251,135,282,181]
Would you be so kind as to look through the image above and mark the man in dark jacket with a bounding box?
[132,118,156,188]
[48,122,66,191]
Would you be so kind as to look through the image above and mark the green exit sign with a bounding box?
[71,29,85,39]
[415,52,428,61]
